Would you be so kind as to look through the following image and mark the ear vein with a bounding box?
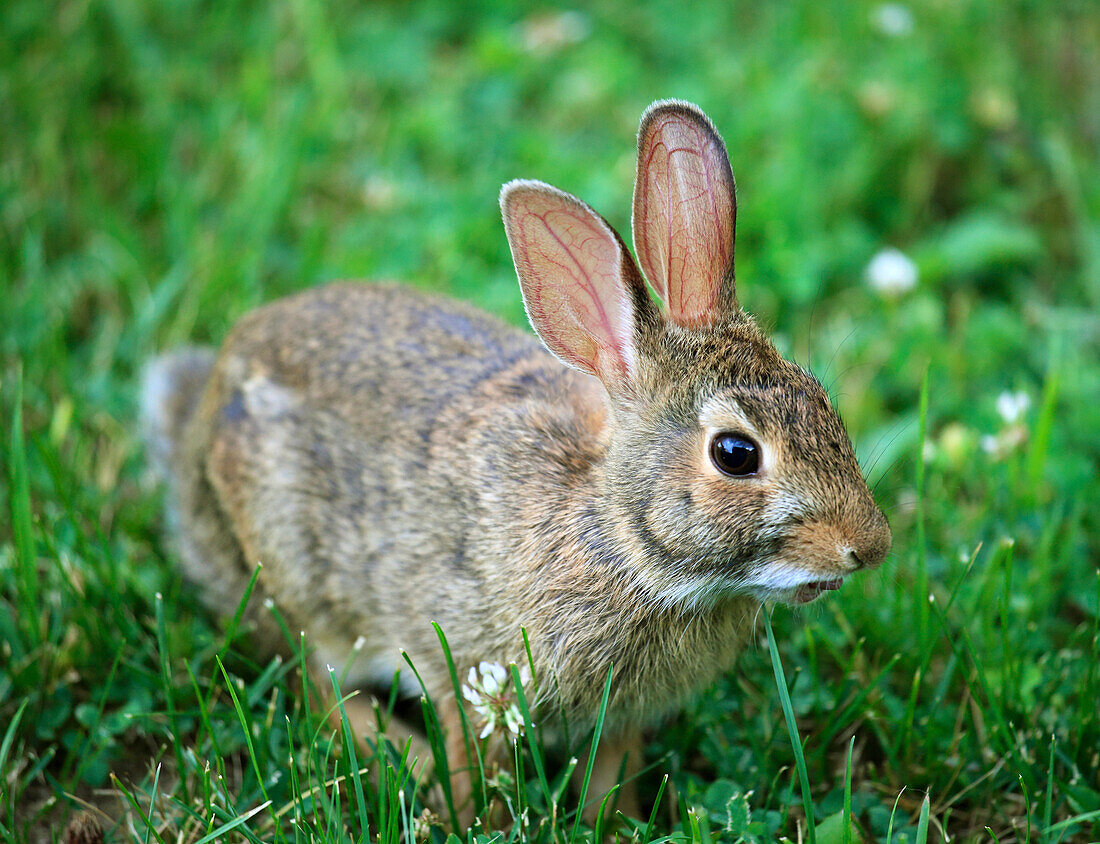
[522,207,627,375]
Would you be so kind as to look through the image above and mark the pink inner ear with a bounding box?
[502,183,636,381]
[633,106,736,328]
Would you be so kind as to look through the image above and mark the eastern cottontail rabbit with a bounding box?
[143,100,890,821]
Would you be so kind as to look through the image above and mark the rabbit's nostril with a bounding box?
[851,517,892,569]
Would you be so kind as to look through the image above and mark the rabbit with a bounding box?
[142,100,891,823]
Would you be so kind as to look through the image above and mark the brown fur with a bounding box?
[143,101,890,822]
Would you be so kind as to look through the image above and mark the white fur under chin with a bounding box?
[655,574,749,612]
[657,561,846,610]
[748,567,848,606]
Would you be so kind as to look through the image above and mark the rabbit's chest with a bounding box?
[536,595,758,730]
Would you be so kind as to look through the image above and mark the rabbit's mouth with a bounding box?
[742,572,848,607]
[792,579,844,604]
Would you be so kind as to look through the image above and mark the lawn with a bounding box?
[2,0,1099,841]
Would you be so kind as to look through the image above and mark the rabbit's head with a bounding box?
[501,100,890,609]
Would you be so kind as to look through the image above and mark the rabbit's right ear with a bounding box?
[632,101,737,328]
[501,180,644,387]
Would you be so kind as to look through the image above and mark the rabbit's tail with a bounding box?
[141,347,216,482]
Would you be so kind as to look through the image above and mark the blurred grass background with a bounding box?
[2,0,1099,841]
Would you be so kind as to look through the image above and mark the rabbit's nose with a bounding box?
[847,509,891,569]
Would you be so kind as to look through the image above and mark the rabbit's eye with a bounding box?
[710,433,760,477]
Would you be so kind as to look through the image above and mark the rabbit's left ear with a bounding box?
[501,179,646,387]
[632,101,737,328]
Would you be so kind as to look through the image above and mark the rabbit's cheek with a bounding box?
[690,471,774,560]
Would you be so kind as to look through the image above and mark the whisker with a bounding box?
[871,455,909,497]
[818,325,859,388]
[750,602,765,645]
[865,418,916,479]
[804,278,825,366]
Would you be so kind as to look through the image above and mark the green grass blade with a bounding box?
[185,660,223,759]
[400,650,459,829]
[0,699,29,783]
[220,563,263,656]
[510,662,553,822]
[154,592,189,805]
[885,788,905,844]
[763,610,816,844]
[1042,734,1055,843]
[570,663,615,842]
[915,365,931,641]
[1043,808,1100,837]
[8,365,39,654]
[280,717,302,843]
[1026,345,1060,487]
[915,793,930,844]
[144,763,163,844]
[192,800,273,844]
[111,774,170,844]
[686,804,703,844]
[327,668,371,841]
[553,755,580,811]
[521,626,541,701]
[1023,774,1033,844]
[944,541,984,615]
[432,622,486,810]
[844,735,854,844]
[202,564,265,716]
[902,366,932,764]
[1080,566,1100,758]
[215,655,270,803]
[641,773,669,844]
[512,733,528,831]
[296,630,313,740]
[592,784,619,841]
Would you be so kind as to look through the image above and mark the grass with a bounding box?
[2,0,1099,841]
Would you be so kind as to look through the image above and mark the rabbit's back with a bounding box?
[216,282,539,430]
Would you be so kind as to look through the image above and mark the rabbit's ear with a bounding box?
[501,180,644,384]
[632,100,737,328]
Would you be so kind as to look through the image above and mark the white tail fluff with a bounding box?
[140,347,216,482]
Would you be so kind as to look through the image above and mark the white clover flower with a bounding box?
[995,391,1030,425]
[865,247,918,296]
[518,11,590,54]
[872,3,914,37]
[981,425,1027,460]
[362,175,398,211]
[937,422,974,465]
[462,661,531,739]
[921,441,936,463]
[412,807,440,841]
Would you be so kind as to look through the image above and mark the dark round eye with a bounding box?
[710,433,760,477]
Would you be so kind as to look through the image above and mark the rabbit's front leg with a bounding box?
[326,689,434,775]
[441,696,479,828]
[582,728,643,821]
